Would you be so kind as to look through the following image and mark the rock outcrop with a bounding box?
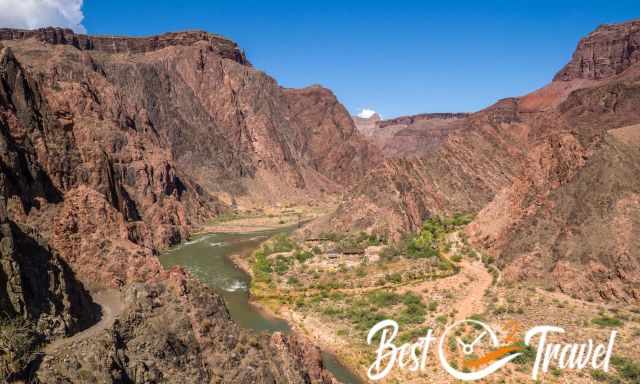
[0,27,249,63]
[36,270,336,384]
[326,99,525,237]
[0,197,96,338]
[554,19,640,81]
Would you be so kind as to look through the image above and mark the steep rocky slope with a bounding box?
[320,98,527,237]
[328,20,640,302]
[36,269,336,384]
[468,59,640,301]
[0,28,378,289]
[0,197,96,339]
[0,27,376,382]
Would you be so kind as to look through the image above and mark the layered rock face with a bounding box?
[37,270,336,384]
[554,20,640,81]
[0,38,218,289]
[352,112,382,136]
[329,20,640,301]
[0,27,249,62]
[354,112,470,158]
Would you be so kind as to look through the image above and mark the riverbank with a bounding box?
[159,206,365,384]
[229,251,369,383]
[233,216,514,383]
[193,204,329,235]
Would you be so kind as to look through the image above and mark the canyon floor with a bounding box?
[223,211,640,384]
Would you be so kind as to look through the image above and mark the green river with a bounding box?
[159,228,363,384]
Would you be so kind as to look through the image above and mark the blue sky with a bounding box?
[78,2,639,117]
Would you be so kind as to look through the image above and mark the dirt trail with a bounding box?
[452,260,493,320]
[44,289,124,353]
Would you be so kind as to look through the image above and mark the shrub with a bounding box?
[294,250,313,263]
[611,356,640,382]
[253,249,273,282]
[385,273,402,284]
[0,317,41,381]
[380,245,400,261]
[592,315,623,327]
[274,255,293,275]
[402,292,423,307]
[590,370,617,382]
[399,293,427,325]
[512,342,536,365]
[437,260,452,271]
[343,307,386,331]
[451,213,474,226]
[367,291,401,307]
[271,234,295,253]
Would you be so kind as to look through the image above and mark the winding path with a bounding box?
[44,289,124,354]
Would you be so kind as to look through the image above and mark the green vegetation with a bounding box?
[253,248,273,282]
[0,317,41,381]
[592,315,624,327]
[591,370,620,383]
[274,254,293,275]
[384,272,403,284]
[366,291,401,307]
[379,213,474,262]
[294,249,313,264]
[269,234,295,253]
[398,292,427,324]
[252,235,301,281]
[311,289,429,336]
[512,342,536,365]
[611,356,640,382]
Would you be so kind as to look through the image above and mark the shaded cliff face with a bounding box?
[0,38,220,289]
[37,270,337,384]
[0,28,378,289]
[0,199,96,339]
[330,20,640,302]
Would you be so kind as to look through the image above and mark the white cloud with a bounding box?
[0,0,86,33]
[357,108,379,119]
